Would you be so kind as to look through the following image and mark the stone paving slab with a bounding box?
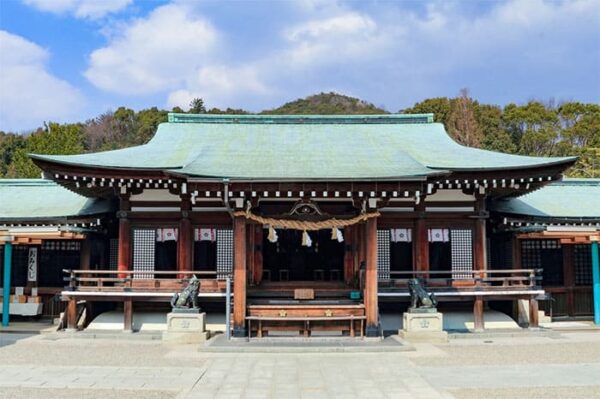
[202,334,414,353]
[1,331,599,398]
[420,363,600,389]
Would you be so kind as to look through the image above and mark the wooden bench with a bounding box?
[247,315,366,338]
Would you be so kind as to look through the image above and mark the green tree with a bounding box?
[135,107,168,145]
[0,132,26,177]
[402,97,452,125]
[476,104,517,153]
[189,98,206,114]
[11,122,85,178]
[502,101,559,154]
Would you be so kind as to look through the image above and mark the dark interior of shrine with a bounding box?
[262,229,345,282]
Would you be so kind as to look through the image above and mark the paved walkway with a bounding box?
[0,331,598,398]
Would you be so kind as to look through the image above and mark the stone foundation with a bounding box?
[399,311,448,343]
[162,312,209,344]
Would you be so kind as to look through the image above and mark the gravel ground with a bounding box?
[450,386,600,399]
[0,335,208,367]
[0,388,177,399]
[0,330,598,398]
[411,334,600,367]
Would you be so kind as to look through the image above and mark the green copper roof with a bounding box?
[30,114,576,181]
[491,179,600,219]
[0,179,113,221]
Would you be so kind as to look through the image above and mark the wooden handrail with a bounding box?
[62,269,218,276]
[388,269,540,275]
[61,268,224,293]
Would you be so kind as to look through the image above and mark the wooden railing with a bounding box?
[63,269,222,293]
[382,269,543,290]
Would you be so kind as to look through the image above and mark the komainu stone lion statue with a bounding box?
[408,278,438,309]
[171,275,200,310]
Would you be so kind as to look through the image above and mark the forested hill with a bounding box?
[261,92,386,114]
[0,91,598,178]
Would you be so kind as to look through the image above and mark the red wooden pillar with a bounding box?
[232,215,247,337]
[117,194,131,279]
[357,224,366,268]
[414,217,429,275]
[252,225,263,285]
[474,296,484,332]
[66,298,77,331]
[246,225,256,285]
[124,299,133,333]
[344,225,355,284]
[79,237,91,271]
[474,195,487,273]
[178,194,193,275]
[529,296,539,328]
[365,217,379,336]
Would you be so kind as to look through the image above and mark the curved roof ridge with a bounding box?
[167,113,435,124]
[28,116,577,180]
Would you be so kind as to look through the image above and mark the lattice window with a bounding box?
[108,238,118,270]
[574,244,593,286]
[216,228,233,279]
[521,239,562,286]
[377,229,390,280]
[133,228,155,279]
[521,240,542,268]
[39,241,80,287]
[450,229,473,279]
[42,241,80,251]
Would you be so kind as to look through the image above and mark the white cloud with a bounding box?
[22,0,131,19]
[281,12,387,68]
[85,3,218,95]
[83,0,599,113]
[167,65,270,110]
[0,31,84,132]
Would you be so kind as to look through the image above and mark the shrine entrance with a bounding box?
[262,229,345,282]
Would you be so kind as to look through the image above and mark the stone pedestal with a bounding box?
[162,311,209,344]
[399,310,448,343]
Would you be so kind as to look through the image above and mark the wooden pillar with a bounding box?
[66,298,77,331]
[365,217,379,336]
[124,299,133,332]
[232,215,247,337]
[344,225,355,284]
[474,196,487,273]
[414,217,429,274]
[562,245,575,317]
[252,225,263,285]
[529,296,539,328]
[246,226,254,284]
[357,223,366,266]
[512,236,522,269]
[474,296,484,332]
[79,236,92,270]
[117,194,131,279]
[178,194,192,274]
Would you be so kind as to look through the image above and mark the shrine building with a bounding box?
[1,113,598,336]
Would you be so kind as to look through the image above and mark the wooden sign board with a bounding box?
[294,288,315,300]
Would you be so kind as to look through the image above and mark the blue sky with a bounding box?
[0,0,599,132]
